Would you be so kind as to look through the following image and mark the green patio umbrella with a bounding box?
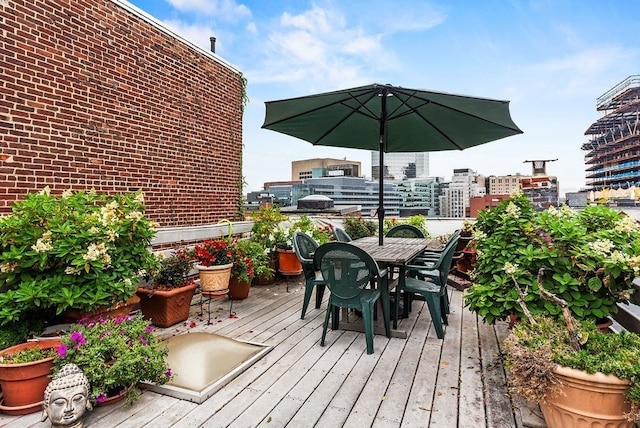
[262,83,523,245]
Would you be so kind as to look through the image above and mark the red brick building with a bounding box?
[0,0,244,227]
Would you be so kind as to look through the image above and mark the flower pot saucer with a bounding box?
[0,394,43,415]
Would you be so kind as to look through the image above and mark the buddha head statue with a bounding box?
[41,363,92,428]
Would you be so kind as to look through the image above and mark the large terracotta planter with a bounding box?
[0,338,62,414]
[197,263,233,295]
[136,283,198,328]
[540,365,634,428]
[64,294,141,322]
[276,249,302,276]
[229,278,251,300]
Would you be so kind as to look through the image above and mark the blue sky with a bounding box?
[126,0,640,195]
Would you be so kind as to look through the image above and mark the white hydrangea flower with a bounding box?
[588,239,615,256]
[559,204,576,217]
[65,266,78,275]
[134,192,145,204]
[1,263,15,273]
[614,216,639,234]
[503,262,518,275]
[505,202,521,218]
[510,188,523,197]
[126,211,143,221]
[39,186,51,196]
[123,278,132,287]
[106,229,119,242]
[61,189,74,198]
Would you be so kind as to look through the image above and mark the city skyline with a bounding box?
[127,0,640,195]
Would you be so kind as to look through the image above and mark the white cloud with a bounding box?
[166,0,251,21]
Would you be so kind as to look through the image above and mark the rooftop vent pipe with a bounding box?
[209,37,216,53]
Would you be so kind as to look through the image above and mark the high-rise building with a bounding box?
[583,75,640,191]
[371,152,429,180]
[439,168,486,217]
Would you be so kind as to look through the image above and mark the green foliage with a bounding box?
[343,215,377,240]
[273,215,332,250]
[250,205,287,253]
[231,238,275,283]
[464,192,640,324]
[0,188,158,325]
[505,316,640,409]
[0,346,56,364]
[382,215,430,237]
[151,249,192,288]
[53,314,171,405]
[0,318,45,349]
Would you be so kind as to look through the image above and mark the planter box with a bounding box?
[136,283,198,328]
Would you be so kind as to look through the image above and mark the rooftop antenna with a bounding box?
[523,159,557,176]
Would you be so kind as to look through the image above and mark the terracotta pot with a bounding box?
[95,385,131,407]
[0,338,62,411]
[197,263,233,294]
[136,283,197,328]
[64,295,141,322]
[229,278,251,300]
[540,365,633,428]
[276,249,302,276]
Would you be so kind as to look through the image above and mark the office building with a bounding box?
[583,75,640,191]
[292,158,361,181]
[371,152,429,180]
[439,168,486,217]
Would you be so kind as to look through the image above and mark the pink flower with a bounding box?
[145,325,154,333]
[70,331,86,348]
[165,368,172,378]
[57,343,68,358]
[95,394,106,403]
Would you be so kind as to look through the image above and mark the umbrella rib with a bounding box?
[309,91,381,145]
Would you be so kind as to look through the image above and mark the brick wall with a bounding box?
[0,0,243,227]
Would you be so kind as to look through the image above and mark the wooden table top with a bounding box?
[348,236,432,264]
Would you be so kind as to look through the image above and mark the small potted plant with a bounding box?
[53,314,172,406]
[191,238,234,295]
[0,338,63,415]
[0,187,157,325]
[136,249,197,328]
[273,215,330,276]
[250,205,287,284]
[229,240,254,300]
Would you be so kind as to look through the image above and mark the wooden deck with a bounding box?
[1,277,531,428]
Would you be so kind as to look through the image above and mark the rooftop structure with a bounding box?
[583,75,640,191]
[291,158,361,181]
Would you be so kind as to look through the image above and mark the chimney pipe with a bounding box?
[209,37,216,53]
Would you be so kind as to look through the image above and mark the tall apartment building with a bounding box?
[292,158,361,181]
[439,168,486,217]
[371,152,430,180]
[583,75,640,191]
[395,178,445,217]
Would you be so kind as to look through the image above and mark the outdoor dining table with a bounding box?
[344,236,434,339]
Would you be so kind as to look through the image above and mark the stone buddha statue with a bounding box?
[41,363,93,428]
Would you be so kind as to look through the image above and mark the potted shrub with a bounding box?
[273,215,332,276]
[504,276,640,427]
[0,187,157,325]
[136,249,197,328]
[343,215,378,240]
[53,314,172,406]
[0,338,62,415]
[250,205,287,284]
[229,240,254,300]
[464,191,640,325]
[191,238,234,295]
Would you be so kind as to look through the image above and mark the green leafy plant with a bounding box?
[149,249,193,289]
[233,239,273,283]
[0,188,157,325]
[53,314,171,405]
[382,215,430,237]
[274,215,332,250]
[465,192,640,324]
[250,205,288,253]
[0,318,45,350]
[505,316,640,419]
[0,346,56,364]
[343,215,377,239]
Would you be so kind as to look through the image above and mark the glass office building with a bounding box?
[371,152,430,181]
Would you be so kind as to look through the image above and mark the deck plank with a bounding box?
[0,279,524,428]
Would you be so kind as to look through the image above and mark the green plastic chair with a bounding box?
[314,242,390,354]
[333,227,352,242]
[292,232,326,319]
[385,224,425,238]
[395,233,460,338]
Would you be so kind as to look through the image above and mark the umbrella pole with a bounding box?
[378,145,384,246]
